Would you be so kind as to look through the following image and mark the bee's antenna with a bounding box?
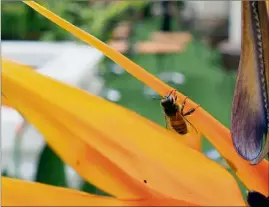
[194,104,201,110]
[152,97,162,100]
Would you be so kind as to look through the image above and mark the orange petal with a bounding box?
[2,177,198,206]
[21,1,268,196]
[2,59,245,206]
[181,132,201,151]
[2,177,128,206]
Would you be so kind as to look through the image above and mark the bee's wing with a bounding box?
[231,1,269,162]
[164,114,173,130]
[164,112,199,135]
[184,117,199,136]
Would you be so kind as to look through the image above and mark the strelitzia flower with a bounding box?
[2,59,245,206]
[2,1,269,206]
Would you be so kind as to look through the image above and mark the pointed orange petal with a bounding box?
[2,177,198,206]
[2,59,245,206]
[21,1,268,196]
[2,177,127,206]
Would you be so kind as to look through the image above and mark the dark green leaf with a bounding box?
[2,169,10,177]
[81,181,110,196]
[35,144,67,187]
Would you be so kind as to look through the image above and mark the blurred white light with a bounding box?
[143,86,159,99]
[111,64,125,75]
[158,72,185,85]
[65,165,83,189]
[205,149,221,160]
[106,89,121,102]
[171,73,185,84]
[20,161,36,181]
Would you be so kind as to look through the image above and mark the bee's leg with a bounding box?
[181,96,189,114]
[183,104,200,116]
[168,89,175,97]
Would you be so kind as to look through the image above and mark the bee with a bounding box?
[161,89,199,135]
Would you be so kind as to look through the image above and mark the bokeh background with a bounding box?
[2,0,245,197]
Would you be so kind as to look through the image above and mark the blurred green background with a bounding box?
[2,0,246,199]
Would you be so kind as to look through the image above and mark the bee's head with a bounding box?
[161,95,174,108]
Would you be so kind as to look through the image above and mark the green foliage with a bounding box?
[2,3,27,40]
[81,1,146,40]
[35,144,67,187]
[2,0,148,41]
[41,0,147,41]
[1,169,11,177]
[81,181,110,196]
[38,0,82,41]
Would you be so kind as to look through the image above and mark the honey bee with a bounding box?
[161,89,199,135]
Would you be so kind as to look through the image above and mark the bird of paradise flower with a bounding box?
[2,1,269,206]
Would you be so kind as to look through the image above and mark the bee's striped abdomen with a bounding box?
[170,114,188,134]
